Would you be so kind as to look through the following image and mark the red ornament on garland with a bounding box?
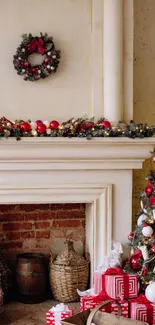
[0,126,3,133]
[80,122,94,130]
[98,119,111,129]
[50,120,59,130]
[129,253,142,271]
[20,122,31,132]
[36,120,43,125]
[37,123,46,134]
[145,186,153,195]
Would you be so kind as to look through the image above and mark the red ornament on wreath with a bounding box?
[13,33,60,82]
[50,120,59,130]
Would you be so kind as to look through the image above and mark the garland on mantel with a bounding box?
[0,116,155,140]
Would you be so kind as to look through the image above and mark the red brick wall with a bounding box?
[0,204,85,259]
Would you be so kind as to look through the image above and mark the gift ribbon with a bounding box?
[131,294,153,325]
[81,291,112,313]
[28,37,45,55]
[50,304,69,325]
[102,267,129,299]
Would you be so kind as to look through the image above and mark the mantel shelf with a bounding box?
[0,137,154,170]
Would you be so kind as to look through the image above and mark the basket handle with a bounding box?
[86,299,122,325]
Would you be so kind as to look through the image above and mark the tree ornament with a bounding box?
[13,33,60,81]
[50,120,59,130]
[151,245,155,253]
[129,253,142,271]
[145,282,155,302]
[20,122,31,132]
[139,245,149,260]
[137,214,147,227]
[142,266,148,277]
[128,232,134,241]
[37,123,46,134]
[150,196,155,206]
[142,225,153,237]
[145,186,153,195]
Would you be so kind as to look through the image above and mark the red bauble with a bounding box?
[50,120,59,130]
[145,186,153,195]
[81,122,94,130]
[24,62,29,67]
[129,253,142,271]
[20,122,31,132]
[32,67,38,73]
[98,119,111,129]
[36,120,42,124]
[150,196,155,206]
[37,123,46,134]
[128,232,134,241]
[142,266,148,276]
[151,244,155,253]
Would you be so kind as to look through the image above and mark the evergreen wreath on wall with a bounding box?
[13,33,60,81]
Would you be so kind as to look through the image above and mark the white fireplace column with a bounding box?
[103,0,133,123]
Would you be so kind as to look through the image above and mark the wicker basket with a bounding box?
[49,240,90,302]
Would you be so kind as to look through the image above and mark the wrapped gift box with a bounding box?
[80,294,129,318]
[130,295,155,325]
[94,271,103,295]
[46,303,74,325]
[94,268,138,299]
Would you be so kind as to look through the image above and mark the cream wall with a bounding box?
[0,0,92,121]
[133,0,155,225]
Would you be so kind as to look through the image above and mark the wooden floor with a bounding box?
[1,300,80,325]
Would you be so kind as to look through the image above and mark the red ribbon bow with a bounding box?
[136,294,150,304]
[28,37,45,55]
[104,267,125,275]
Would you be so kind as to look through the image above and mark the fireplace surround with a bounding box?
[0,137,154,285]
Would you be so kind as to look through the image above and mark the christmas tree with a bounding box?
[124,153,155,293]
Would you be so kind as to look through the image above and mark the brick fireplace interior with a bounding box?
[0,203,86,268]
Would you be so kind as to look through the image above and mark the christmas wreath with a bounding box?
[13,33,60,81]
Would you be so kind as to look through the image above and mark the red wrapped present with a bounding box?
[101,268,138,299]
[130,294,155,325]
[46,303,74,325]
[80,291,129,317]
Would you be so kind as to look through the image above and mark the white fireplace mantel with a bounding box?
[0,137,154,170]
[0,137,154,284]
